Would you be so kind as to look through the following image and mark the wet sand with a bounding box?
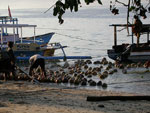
[0,81,150,113]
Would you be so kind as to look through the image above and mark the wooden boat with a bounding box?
[0,16,66,57]
[0,16,54,45]
[107,24,150,62]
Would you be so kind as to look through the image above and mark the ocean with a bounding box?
[0,3,150,95]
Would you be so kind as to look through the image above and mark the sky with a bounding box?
[0,0,56,9]
[0,0,110,9]
[0,0,149,9]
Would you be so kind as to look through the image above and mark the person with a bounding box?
[29,54,46,78]
[7,41,16,77]
[132,15,143,47]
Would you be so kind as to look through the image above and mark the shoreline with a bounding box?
[0,81,150,113]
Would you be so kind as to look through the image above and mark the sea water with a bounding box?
[0,4,150,95]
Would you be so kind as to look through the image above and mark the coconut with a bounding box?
[92,71,97,76]
[81,81,87,86]
[87,75,92,78]
[102,83,108,88]
[89,80,96,86]
[97,81,102,86]
[84,65,88,69]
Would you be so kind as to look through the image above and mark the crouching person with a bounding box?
[29,54,46,78]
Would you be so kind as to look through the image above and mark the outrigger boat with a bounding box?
[0,16,54,45]
[107,24,150,63]
[0,16,91,61]
[0,16,66,57]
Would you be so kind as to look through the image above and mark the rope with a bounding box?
[55,32,103,44]
[37,27,102,44]
[37,27,79,31]
[43,0,63,13]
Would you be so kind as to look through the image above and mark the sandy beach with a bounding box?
[0,81,150,113]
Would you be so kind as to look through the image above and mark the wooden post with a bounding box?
[114,26,117,46]
[34,27,36,43]
[21,27,23,43]
[5,20,7,34]
[16,18,19,35]
[147,32,149,43]
[132,29,134,44]
[1,27,3,45]
[13,27,16,44]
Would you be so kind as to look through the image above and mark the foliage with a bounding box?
[52,0,102,24]
[110,0,150,19]
[51,0,150,24]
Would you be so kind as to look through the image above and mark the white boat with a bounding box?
[0,16,54,45]
[0,16,66,57]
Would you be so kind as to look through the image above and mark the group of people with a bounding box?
[0,41,46,80]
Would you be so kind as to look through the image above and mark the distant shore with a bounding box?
[0,81,150,113]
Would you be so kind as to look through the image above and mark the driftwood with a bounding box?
[87,96,150,101]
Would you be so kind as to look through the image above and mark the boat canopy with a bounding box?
[110,24,150,46]
[0,24,37,45]
[110,24,150,27]
[0,24,37,28]
[0,16,10,20]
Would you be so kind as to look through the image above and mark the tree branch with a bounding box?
[116,0,128,7]
[127,0,131,35]
[145,0,150,8]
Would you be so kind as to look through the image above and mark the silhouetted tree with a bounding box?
[46,0,150,24]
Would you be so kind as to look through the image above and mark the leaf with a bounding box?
[53,7,58,16]
[74,4,78,12]
[70,0,74,12]
[129,6,136,12]
[97,0,102,5]
[84,0,90,5]
[78,0,81,4]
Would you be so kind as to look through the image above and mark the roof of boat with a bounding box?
[110,24,150,27]
[0,24,37,28]
[0,16,10,19]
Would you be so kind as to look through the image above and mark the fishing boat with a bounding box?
[0,16,54,45]
[0,16,66,57]
[107,24,150,63]
[0,16,92,61]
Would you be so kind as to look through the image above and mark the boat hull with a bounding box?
[2,43,55,57]
[21,32,55,45]
[108,45,150,63]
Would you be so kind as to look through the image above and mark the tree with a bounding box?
[110,0,150,34]
[46,0,150,24]
[45,0,102,24]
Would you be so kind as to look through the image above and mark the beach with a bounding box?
[0,1,150,113]
[0,81,150,113]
